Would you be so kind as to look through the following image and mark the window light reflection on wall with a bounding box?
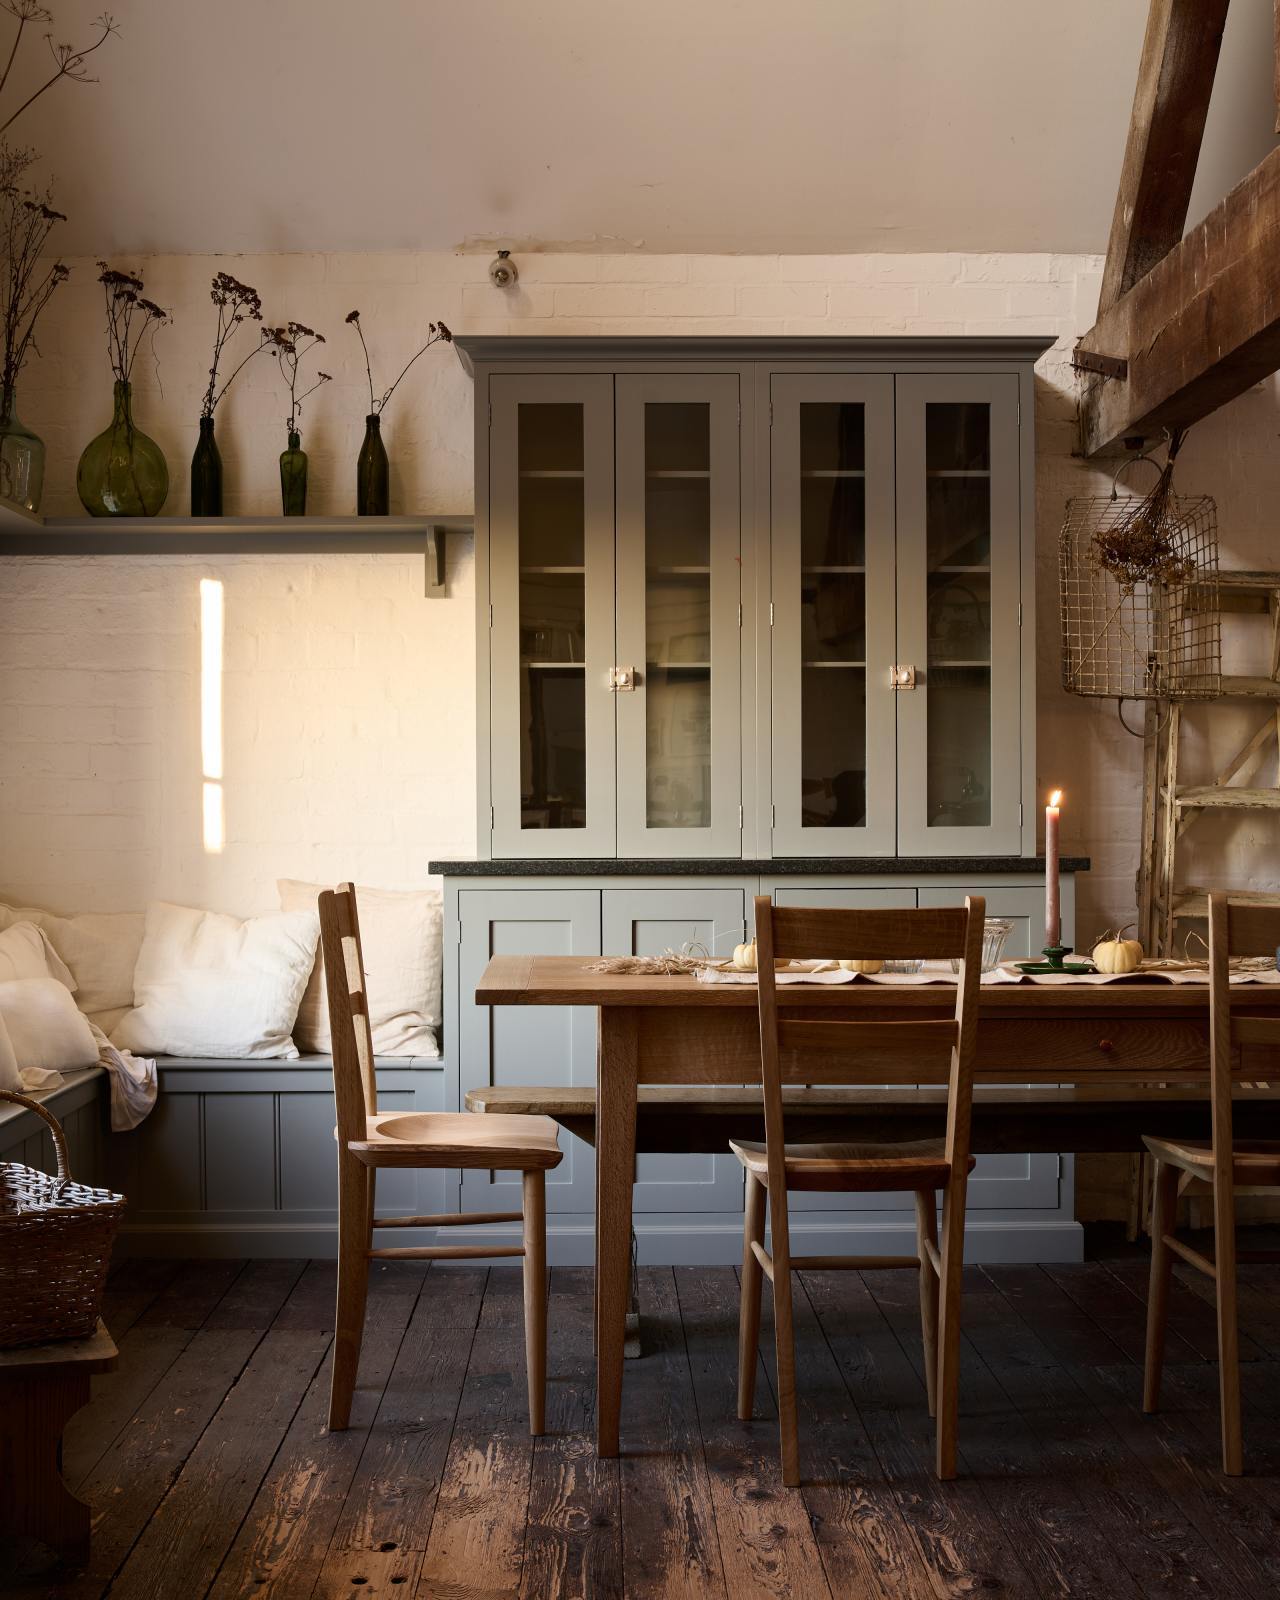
[200,578,224,853]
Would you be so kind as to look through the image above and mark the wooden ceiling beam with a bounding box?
[1078,141,1280,455]
[1097,0,1230,316]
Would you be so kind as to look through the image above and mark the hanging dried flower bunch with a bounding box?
[1091,431,1196,590]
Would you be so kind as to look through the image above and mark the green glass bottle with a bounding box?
[0,387,45,513]
[280,429,307,516]
[190,414,222,516]
[76,380,169,517]
[356,412,389,515]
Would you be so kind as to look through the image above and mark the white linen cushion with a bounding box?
[0,977,99,1072]
[277,879,441,1057]
[0,920,76,989]
[112,902,319,1060]
[0,902,144,1013]
[0,1007,20,1091]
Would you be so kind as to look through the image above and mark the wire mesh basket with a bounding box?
[1059,455,1221,701]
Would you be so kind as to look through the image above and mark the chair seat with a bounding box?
[730,1136,975,1193]
[1143,1134,1280,1184]
[347,1110,563,1171]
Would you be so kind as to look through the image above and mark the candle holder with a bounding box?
[1015,944,1096,975]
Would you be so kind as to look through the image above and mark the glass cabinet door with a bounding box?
[614,375,742,856]
[895,375,1022,855]
[489,375,617,857]
[769,375,896,855]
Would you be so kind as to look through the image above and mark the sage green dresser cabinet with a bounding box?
[442,334,1084,1265]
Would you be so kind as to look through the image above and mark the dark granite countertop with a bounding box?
[429,856,1090,877]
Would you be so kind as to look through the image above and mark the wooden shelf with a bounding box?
[0,509,474,561]
[1174,785,1280,811]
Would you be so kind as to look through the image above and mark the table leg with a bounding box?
[0,1368,94,1561]
[595,1006,638,1457]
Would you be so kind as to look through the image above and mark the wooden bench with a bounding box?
[465,1083,1280,1154]
[0,1320,118,1562]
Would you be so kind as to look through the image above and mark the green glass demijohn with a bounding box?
[190,414,222,516]
[0,387,45,513]
[356,412,389,515]
[279,429,307,516]
[76,380,168,517]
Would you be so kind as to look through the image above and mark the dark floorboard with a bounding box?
[8,1227,1280,1598]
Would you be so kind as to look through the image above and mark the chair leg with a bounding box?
[738,1173,766,1420]
[329,1157,371,1432]
[934,1172,968,1480]
[1143,1160,1179,1414]
[523,1169,548,1437]
[1213,1174,1243,1475]
[915,1189,940,1420]
[771,1257,801,1488]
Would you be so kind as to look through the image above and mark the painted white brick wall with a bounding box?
[1,249,1277,940]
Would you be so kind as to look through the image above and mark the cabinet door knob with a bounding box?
[1097,1038,1114,1053]
[608,666,636,692]
[890,664,917,690]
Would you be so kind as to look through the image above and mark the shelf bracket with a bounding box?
[425,523,448,597]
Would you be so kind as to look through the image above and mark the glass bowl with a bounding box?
[882,958,925,974]
[950,918,1014,974]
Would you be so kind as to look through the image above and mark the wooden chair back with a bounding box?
[318,883,377,1150]
[1208,895,1280,1176]
[752,895,985,1253]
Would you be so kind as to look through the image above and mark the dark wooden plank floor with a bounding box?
[9,1228,1280,1599]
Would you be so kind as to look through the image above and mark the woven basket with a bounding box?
[0,1088,124,1348]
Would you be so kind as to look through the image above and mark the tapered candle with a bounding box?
[1045,789,1062,948]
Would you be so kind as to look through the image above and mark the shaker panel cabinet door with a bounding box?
[614,375,743,857]
[490,375,617,858]
[458,889,600,1213]
[601,888,747,1212]
[895,375,1023,856]
[770,375,897,856]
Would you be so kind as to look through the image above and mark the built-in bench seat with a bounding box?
[465,1082,1280,1155]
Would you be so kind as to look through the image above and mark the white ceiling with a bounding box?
[13,0,1280,258]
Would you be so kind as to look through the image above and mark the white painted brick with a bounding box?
[1008,282,1077,318]
[553,284,649,318]
[641,285,735,317]
[461,283,555,319]
[736,284,828,319]
[777,255,875,282]
[690,255,780,283]
[827,284,921,319]
[597,256,688,283]
[915,285,1012,320]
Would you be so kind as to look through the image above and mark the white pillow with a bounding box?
[278,879,441,1057]
[0,1007,20,1091]
[0,902,144,1013]
[0,977,99,1072]
[112,902,319,1061]
[0,921,76,989]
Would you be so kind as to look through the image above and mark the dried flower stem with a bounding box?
[345,309,451,415]
[0,6,117,135]
[97,261,168,387]
[200,271,264,417]
[263,321,330,435]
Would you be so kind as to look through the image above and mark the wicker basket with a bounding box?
[0,1088,124,1348]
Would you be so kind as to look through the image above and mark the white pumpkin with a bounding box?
[731,939,757,971]
[1092,929,1143,974]
[838,959,884,974]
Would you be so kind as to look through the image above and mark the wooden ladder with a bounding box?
[1140,571,1280,956]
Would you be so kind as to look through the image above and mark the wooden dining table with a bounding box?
[474,955,1280,1457]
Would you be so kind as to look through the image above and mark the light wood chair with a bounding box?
[734,893,985,1486]
[1142,893,1280,1475]
[318,883,563,1434]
